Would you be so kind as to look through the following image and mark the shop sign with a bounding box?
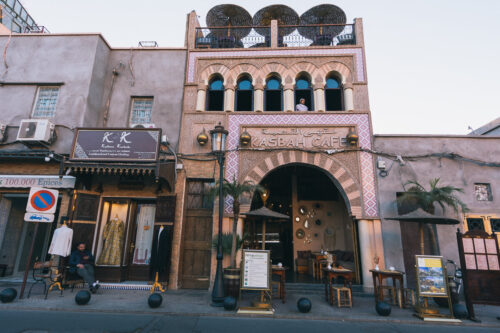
[24,212,54,223]
[0,175,76,188]
[70,128,160,162]
[26,187,59,215]
[241,250,270,290]
[243,125,352,150]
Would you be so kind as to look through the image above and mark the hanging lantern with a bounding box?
[346,128,359,146]
[239,129,251,147]
[197,128,209,146]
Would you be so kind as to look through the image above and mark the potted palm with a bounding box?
[397,178,468,254]
[210,177,264,298]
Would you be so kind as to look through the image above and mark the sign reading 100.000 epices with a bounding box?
[70,128,161,162]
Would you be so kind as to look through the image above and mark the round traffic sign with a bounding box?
[30,190,56,212]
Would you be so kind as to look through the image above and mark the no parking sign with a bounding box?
[26,187,59,214]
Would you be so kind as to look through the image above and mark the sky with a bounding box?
[19,0,500,135]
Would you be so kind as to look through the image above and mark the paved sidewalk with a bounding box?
[0,282,499,329]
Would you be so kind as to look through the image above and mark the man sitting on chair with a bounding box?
[296,98,309,111]
[69,242,99,293]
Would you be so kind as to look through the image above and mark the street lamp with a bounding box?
[210,122,228,306]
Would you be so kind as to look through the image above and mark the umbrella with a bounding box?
[206,4,252,39]
[253,5,299,37]
[243,206,289,250]
[298,4,347,42]
[385,208,459,254]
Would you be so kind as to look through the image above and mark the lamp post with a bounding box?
[210,122,228,306]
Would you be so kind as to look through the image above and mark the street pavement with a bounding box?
[1,309,499,333]
[1,282,499,332]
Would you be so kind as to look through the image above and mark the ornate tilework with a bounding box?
[224,114,378,217]
[188,48,365,83]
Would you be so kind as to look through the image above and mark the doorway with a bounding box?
[0,196,55,277]
[248,164,359,283]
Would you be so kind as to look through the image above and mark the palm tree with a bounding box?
[397,178,468,215]
[397,178,468,254]
[210,177,264,268]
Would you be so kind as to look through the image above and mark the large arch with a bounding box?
[241,151,362,218]
[198,63,231,85]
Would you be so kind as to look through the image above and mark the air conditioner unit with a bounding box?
[17,119,54,143]
[131,123,156,129]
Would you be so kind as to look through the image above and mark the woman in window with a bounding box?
[206,76,224,111]
[325,75,343,111]
[235,76,253,111]
[294,75,313,111]
[265,76,282,111]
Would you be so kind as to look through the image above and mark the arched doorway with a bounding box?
[247,164,359,283]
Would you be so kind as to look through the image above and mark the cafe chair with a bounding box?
[332,286,352,308]
[28,261,63,299]
[378,285,398,306]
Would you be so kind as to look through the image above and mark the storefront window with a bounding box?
[95,200,129,266]
[132,204,156,265]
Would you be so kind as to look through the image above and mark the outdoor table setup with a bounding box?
[370,269,406,308]
[322,267,354,306]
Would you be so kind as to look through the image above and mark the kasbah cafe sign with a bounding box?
[244,126,353,149]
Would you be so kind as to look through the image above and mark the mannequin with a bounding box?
[49,219,73,257]
[97,213,125,265]
[150,225,173,281]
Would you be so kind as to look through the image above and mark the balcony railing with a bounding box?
[194,23,355,49]
[195,26,270,49]
[278,24,355,47]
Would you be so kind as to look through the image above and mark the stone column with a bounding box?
[270,20,278,48]
[254,83,264,112]
[357,219,385,292]
[224,85,235,112]
[314,87,325,112]
[195,84,206,112]
[344,86,354,111]
[283,84,294,112]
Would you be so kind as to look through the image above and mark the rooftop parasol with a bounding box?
[252,5,299,36]
[206,4,252,39]
[243,206,289,250]
[385,208,460,255]
[298,4,347,41]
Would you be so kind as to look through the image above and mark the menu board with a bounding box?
[416,256,448,297]
[241,250,270,290]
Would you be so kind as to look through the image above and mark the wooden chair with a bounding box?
[28,261,63,299]
[378,285,398,306]
[332,286,352,308]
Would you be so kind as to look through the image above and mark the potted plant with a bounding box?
[210,177,264,297]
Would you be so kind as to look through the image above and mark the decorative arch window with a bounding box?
[235,76,253,111]
[206,76,224,111]
[265,76,282,111]
[325,75,343,111]
[294,75,313,111]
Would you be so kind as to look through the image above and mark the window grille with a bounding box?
[32,87,59,118]
[130,97,153,124]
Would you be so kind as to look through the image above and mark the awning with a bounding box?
[63,160,176,190]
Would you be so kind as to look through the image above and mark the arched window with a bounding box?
[235,76,253,111]
[325,76,343,111]
[294,75,313,111]
[265,76,282,111]
[206,76,224,111]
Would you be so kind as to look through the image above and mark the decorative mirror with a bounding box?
[315,219,322,226]
[295,216,300,223]
[303,219,310,229]
[299,206,307,215]
[296,229,305,239]
[314,203,322,209]
[325,227,334,236]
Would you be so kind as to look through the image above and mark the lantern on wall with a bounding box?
[239,129,251,147]
[346,128,359,146]
[197,128,209,146]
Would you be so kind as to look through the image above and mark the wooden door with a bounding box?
[181,180,213,289]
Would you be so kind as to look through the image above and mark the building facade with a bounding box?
[0,5,498,292]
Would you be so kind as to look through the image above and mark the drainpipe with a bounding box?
[103,63,123,126]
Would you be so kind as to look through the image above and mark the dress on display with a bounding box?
[150,225,173,280]
[48,224,73,257]
[132,205,156,265]
[97,218,125,266]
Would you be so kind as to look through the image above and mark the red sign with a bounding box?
[30,190,56,212]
